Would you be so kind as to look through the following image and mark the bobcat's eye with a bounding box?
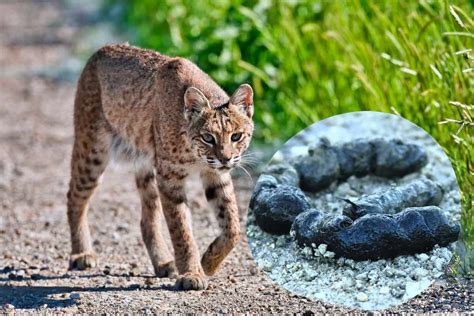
[202,133,215,144]
[231,133,242,142]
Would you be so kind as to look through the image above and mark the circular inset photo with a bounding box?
[246,111,461,310]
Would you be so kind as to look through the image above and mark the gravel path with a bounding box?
[0,1,472,313]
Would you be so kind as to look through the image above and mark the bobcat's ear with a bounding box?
[230,84,254,118]
[184,87,210,120]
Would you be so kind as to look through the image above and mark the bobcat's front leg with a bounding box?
[157,172,207,290]
[200,170,240,276]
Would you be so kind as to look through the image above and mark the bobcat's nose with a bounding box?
[220,157,232,164]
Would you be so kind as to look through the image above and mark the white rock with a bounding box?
[417,253,429,262]
[323,251,335,258]
[411,268,428,280]
[318,244,327,255]
[355,280,364,289]
[336,257,346,266]
[304,269,318,281]
[393,269,407,277]
[368,270,378,282]
[380,287,390,295]
[275,236,286,247]
[356,272,367,280]
[5,304,14,309]
[345,259,355,268]
[434,258,445,271]
[356,292,369,302]
[302,247,312,257]
[384,267,394,277]
[260,260,273,272]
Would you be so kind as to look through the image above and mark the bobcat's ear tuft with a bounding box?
[230,84,254,118]
[184,87,209,120]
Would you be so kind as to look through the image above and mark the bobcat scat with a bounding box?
[253,184,312,235]
[343,179,444,220]
[295,138,428,192]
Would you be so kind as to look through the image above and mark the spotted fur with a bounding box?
[67,44,254,290]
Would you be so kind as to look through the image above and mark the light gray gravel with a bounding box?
[247,112,462,310]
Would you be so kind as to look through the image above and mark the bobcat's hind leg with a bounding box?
[67,129,111,270]
[135,167,177,278]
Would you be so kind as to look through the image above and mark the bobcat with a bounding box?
[66,44,254,290]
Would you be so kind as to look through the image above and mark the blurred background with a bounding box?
[105,0,473,277]
[1,0,472,277]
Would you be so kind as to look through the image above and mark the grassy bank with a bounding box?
[107,0,473,275]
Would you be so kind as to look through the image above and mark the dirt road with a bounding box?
[0,1,471,313]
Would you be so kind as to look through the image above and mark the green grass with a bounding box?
[107,0,473,276]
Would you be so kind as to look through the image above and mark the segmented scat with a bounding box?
[291,209,353,247]
[252,184,311,235]
[249,174,279,211]
[343,178,443,220]
[330,206,460,260]
[292,206,460,261]
[295,138,428,192]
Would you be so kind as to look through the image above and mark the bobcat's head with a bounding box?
[184,84,254,170]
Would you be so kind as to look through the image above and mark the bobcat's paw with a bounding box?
[201,255,221,276]
[175,272,208,291]
[69,252,97,270]
[155,261,178,278]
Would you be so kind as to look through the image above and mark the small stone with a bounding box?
[393,269,407,277]
[417,253,429,262]
[384,268,394,277]
[345,259,355,268]
[380,287,390,295]
[301,247,312,257]
[69,292,81,300]
[303,269,317,281]
[411,267,428,280]
[260,260,272,272]
[275,236,286,247]
[368,270,378,282]
[318,244,327,255]
[356,292,368,302]
[5,304,14,309]
[323,251,335,258]
[434,258,445,271]
[356,272,367,280]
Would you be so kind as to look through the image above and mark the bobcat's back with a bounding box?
[75,44,228,155]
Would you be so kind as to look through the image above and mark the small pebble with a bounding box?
[356,292,368,302]
[260,260,272,272]
[380,287,390,295]
[417,253,429,262]
[323,251,335,258]
[318,244,327,255]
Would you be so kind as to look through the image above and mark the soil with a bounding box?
[0,1,472,313]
